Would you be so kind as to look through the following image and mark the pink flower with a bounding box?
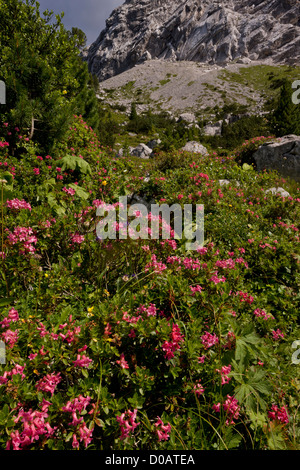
[210,273,226,284]
[190,285,203,295]
[253,308,273,320]
[73,354,93,368]
[268,405,289,424]
[193,381,205,396]
[71,233,85,244]
[117,409,139,440]
[33,168,40,175]
[216,365,232,385]
[116,353,129,369]
[62,187,76,196]
[162,323,184,360]
[0,308,19,328]
[2,329,19,348]
[198,355,206,363]
[6,408,56,449]
[6,199,31,211]
[271,329,285,340]
[36,372,61,396]
[213,395,240,425]
[154,417,171,441]
[201,331,219,349]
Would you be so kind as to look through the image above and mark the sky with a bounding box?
[35,0,124,46]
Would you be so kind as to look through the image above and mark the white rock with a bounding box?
[181,141,208,155]
[265,187,291,198]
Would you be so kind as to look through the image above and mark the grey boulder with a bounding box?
[253,135,300,182]
[181,141,208,155]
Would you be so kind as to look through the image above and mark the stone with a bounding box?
[181,141,208,155]
[253,135,300,182]
[130,143,153,159]
[117,146,135,157]
[86,0,300,81]
[178,113,196,124]
[147,139,162,149]
[265,187,291,198]
[218,179,240,187]
[203,120,223,136]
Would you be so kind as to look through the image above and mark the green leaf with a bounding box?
[60,155,91,175]
[69,183,89,200]
[0,297,14,307]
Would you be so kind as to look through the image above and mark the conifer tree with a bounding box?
[271,79,300,137]
[0,0,99,154]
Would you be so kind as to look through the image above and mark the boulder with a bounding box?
[265,187,291,198]
[203,121,223,136]
[130,143,153,159]
[253,135,300,181]
[181,141,208,155]
[178,113,196,124]
[117,146,135,157]
[147,139,162,149]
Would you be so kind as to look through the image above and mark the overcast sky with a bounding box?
[36,0,124,46]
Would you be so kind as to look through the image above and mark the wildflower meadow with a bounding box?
[0,116,299,450]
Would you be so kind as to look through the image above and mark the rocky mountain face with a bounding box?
[86,0,300,81]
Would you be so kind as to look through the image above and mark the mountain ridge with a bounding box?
[86,0,300,82]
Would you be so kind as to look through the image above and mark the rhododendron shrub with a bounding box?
[0,119,299,450]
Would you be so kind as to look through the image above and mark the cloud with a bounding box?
[36,0,123,45]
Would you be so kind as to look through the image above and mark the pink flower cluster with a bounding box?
[210,272,226,284]
[201,331,219,349]
[62,187,76,196]
[253,308,274,321]
[36,316,81,344]
[6,405,56,450]
[213,395,240,425]
[268,404,289,425]
[6,226,37,254]
[154,417,171,441]
[0,307,19,328]
[6,198,31,211]
[116,409,139,440]
[193,380,205,396]
[2,329,19,349]
[62,395,95,448]
[73,350,93,368]
[235,291,254,304]
[71,233,85,244]
[116,353,129,369]
[189,285,203,295]
[36,372,61,396]
[216,365,232,385]
[271,329,285,340]
[162,323,184,361]
[136,303,158,317]
[0,364,26,385]
[144,254,167,273]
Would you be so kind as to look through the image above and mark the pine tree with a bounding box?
[271,79,300,137]
[0,0,99,154]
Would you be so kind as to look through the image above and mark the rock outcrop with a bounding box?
[181,141,208,155]
[87,0,300,81]
[253,135,300,182]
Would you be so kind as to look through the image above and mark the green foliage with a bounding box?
[270,79,300,137]
[0,0,99,154]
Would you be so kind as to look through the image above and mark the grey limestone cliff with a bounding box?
[86,0,300,81]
